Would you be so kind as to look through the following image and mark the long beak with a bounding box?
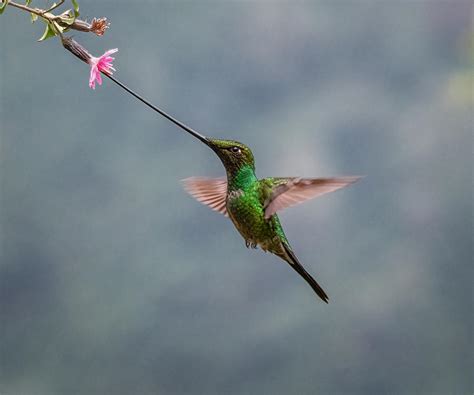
[106,74,211,147]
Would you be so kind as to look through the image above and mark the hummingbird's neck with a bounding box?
[227,165,257,191]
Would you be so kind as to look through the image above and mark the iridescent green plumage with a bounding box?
[183,138,361,303]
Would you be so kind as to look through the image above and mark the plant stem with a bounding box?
[7,1,50,20]
[44,0,64,14]
[7,1,105,36]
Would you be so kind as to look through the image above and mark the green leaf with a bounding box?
[71,0,79,17]
[52,20,65,33]
[0,0,10,15]
[38,21,57,41]
[58,9,75,25]
[23,0,37,22]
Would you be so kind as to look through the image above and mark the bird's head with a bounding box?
[204,138,255,172]
[170,122,255,173]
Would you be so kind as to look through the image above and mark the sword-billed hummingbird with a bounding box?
[106,76,361,303]
[182,139,360,303]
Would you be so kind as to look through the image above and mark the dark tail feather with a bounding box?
[281,243,329,303]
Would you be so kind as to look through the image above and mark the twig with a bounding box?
[7,1,50,20]
[44,0,64,14]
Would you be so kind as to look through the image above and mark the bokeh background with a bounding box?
[1,1,472,394]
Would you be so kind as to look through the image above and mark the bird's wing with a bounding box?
[263,176,362,219]
[182,177,228,216]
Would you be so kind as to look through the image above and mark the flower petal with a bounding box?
[103,48,118,57]
[89,67,97,87]
[88,48,118,89]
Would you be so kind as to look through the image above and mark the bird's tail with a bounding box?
[280,243,329,303]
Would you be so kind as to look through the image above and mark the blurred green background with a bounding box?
[1,1,472,394]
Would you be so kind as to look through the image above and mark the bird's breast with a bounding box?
[227,189,259,221]
[226,189,278,248]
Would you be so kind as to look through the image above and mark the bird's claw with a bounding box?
[245,240,258,249]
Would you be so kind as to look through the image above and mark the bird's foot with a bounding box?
[245,240,258,249]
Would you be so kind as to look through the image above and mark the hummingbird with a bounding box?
[104,75,361,303]
[181,138,360,303]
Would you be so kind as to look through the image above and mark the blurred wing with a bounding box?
[182,177,228,217]
[264,176,362,219]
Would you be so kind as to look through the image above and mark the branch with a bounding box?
[6,1,48,19]
[4,0,109,37]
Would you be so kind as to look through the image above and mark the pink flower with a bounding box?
[88,48,118,89]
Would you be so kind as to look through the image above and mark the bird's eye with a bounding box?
[230,146,241,154]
